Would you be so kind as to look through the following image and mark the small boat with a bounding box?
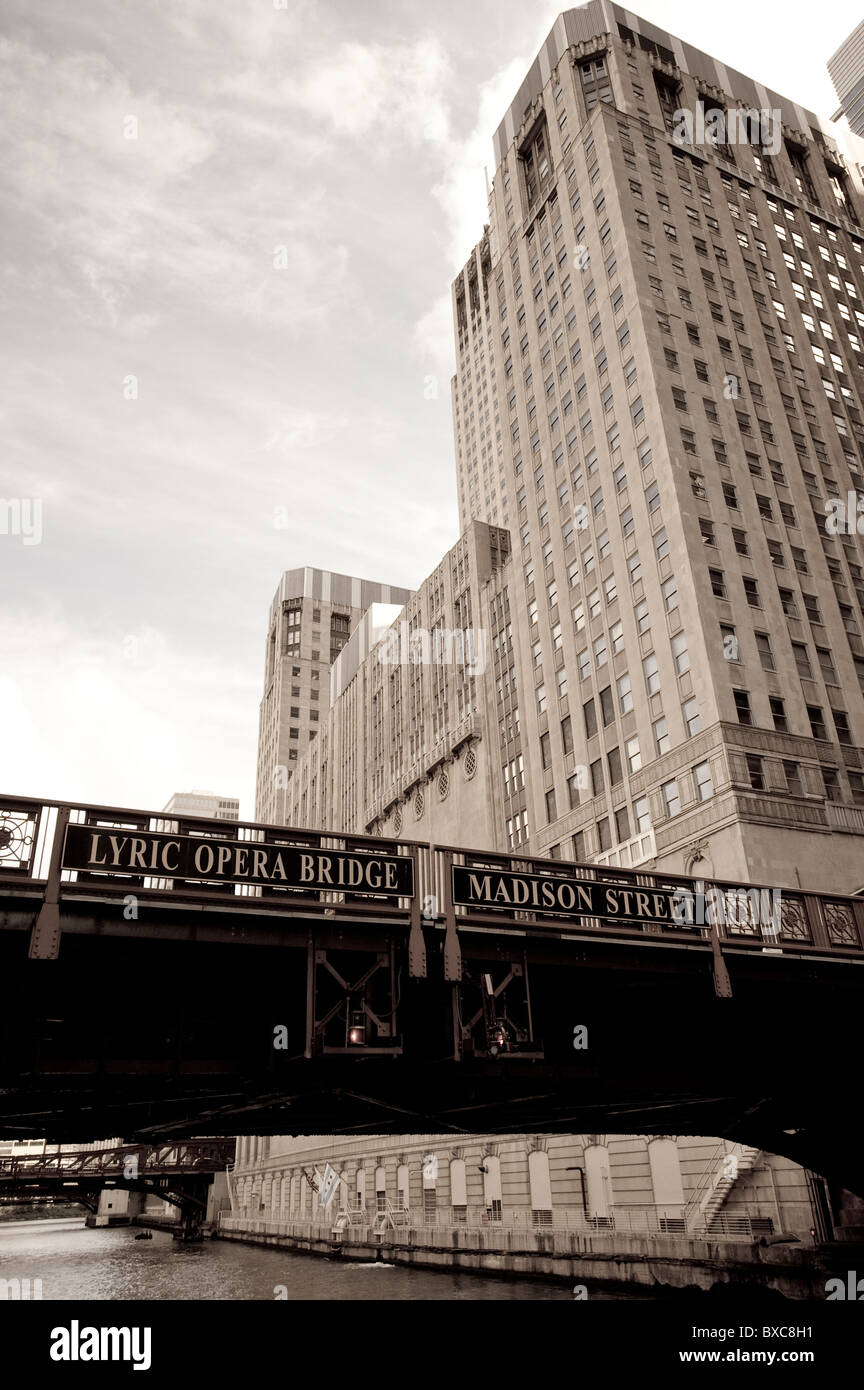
[133,1230,153,1241]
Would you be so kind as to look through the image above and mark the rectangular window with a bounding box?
[662,779,681,817]
[734,689,752,725]
[694,761,713,801]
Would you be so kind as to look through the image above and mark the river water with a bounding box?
[0,1217,574,1300]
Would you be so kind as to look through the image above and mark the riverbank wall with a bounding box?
[216,1216,859,1298]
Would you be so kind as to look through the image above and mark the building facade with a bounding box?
[254,567,412,824]
[229,1132,828,1242]
[272,7,864,894]
[829,19,864,138]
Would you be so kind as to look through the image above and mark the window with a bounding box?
[732,528,749,556]
[694,761,713,801]
[733,689,752,725]
[817,647,837,683]
[792,643,813,679]
[599,686,615,727]
[583,698,597,740]
[662,576,679,612]
[822,766,839,799]
[808,705,828,740]
[755,633,775,671]
[643,653,660,695]
[832,709,852,744]
[699,518,716,546]
[654,528,669,560]
[682,698,701,736]
[608,746,623,785]
[770,696,787,732]
[743,577,761,608]
[709,568,727,598]
[671,632,690,675]
[784,761,803,795]
[654,717,670,755]
[545,788,558,823]
[778,587,798,618]
[617,672,633,714]
[662,779,681,818]
[746,755,765,791]
[591,759,605,796]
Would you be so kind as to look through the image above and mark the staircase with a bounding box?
[685,1143,762,1234]
[372,1200,410,1234]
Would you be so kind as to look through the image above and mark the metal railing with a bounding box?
[219,1203,776,1242]
[1,792,862,957]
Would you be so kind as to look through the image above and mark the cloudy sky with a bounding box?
[2,0,862,818]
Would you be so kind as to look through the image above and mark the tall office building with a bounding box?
[254,567,412,824]
[274,5,864,896]
[162,791,239,822]
[829,20,864,138]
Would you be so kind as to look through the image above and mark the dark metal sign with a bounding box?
[62,824,414,897]
[452,864,701,925]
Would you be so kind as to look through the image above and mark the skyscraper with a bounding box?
[254,567,412,824]
[270,6,864,895]
[829,19,864,138]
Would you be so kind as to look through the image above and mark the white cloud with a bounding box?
[220,35,452,150]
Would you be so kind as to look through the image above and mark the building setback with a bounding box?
[162,791,239,823]
[829,20,864,139]
[254,567,412,824]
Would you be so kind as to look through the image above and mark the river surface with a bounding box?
[0,1217,577,1300]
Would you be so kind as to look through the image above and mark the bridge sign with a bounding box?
[452,864,702,925]
[62,825,414,897]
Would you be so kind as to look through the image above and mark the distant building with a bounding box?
[829,20,864,137]
[162,791,239,822]
[254,567,413,824]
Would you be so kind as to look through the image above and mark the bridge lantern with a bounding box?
[347,1010,366,1046]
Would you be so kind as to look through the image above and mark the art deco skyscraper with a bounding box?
[449,4,864,891]
[278,5,864,896]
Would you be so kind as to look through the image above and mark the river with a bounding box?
[0,1216,575,1300]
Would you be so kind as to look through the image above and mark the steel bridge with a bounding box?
[0,1139,235,1238]
[1,795,863,1196]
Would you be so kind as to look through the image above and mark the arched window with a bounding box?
[648,1138,685,1227]
[397,1163,410,1214]
[450,1158,467,1223]
[585,1144,611,1218]
[482,1155,503,1221]
[528,1149,553,1224]
[375,1165,387,1214]
[422,1152,438,1223]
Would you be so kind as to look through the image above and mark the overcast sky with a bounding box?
[2,0,862,818]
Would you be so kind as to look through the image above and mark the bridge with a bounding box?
[1,794,863,1198]
[0,1139,235,1239]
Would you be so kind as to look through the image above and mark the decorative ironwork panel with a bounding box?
[779,895,811,942]
[824,901,859,947]
[0,807,39,876]
[722,888,759,935]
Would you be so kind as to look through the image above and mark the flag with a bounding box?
[317,1163,341,1209]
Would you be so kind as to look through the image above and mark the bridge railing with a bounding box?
[2,793,863,957]
[217,1205,777,1243]
[0,1139,236,1178]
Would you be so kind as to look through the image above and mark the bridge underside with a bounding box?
[1,907,862,1197]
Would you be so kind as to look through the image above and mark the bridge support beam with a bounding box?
[29,807,70,961]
